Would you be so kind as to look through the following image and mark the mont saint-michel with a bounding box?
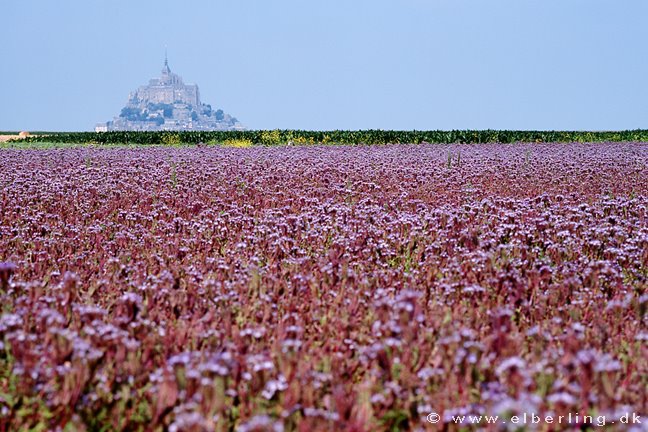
[96,57,244,132]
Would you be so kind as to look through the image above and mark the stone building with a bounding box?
[96,56,244,132]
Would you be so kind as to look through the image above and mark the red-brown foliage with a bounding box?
[0,143,646,431]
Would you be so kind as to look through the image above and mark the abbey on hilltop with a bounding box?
[96,56,244,132]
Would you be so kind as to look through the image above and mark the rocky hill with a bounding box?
[96,57,244,132]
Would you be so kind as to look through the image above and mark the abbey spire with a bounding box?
[162,50,171,75]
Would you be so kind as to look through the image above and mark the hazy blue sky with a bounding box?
[2,0,647,131]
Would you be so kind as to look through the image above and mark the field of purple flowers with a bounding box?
[0,143,646,431]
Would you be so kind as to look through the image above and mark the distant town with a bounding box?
[95,56,244,132]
